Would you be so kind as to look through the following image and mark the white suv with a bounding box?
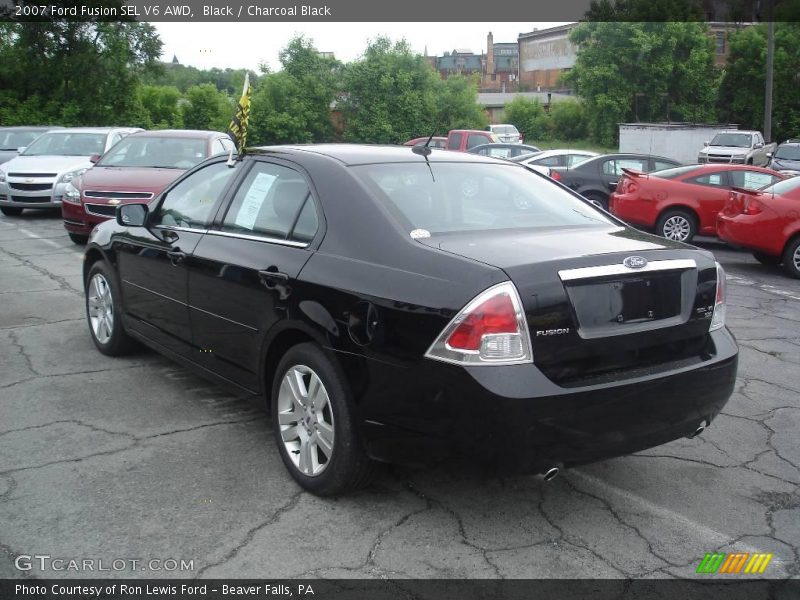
[488,124,523,144]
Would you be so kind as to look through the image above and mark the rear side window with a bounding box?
[653,160,677,171]
[729,170,781,190]
[447,133,462,150]
[221,162,316,242]
[533,155,562,167]
[687,172,727,187]
[353,162,613,235]
[602,158,647,175]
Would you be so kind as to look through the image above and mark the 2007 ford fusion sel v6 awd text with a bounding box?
[82,145,737,495]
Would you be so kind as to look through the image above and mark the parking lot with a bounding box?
[0,211,798,580]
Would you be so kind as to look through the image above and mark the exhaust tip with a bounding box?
[542,467,560,482]
[688,423,706,439]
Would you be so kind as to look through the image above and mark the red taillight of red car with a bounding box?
[743,196,764,215]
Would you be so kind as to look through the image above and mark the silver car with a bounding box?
[0,127,141,216]
[0,126,60,166]
[488,124,523,144]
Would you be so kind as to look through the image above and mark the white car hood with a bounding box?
[705,146,748,156]
[1,154,92,175]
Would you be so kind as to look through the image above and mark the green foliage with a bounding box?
[584,0,704,20]
[137,85,183,129]
[434,75,488,132]
[181,83,231,131]
[549,100,589,141]
[249,35,341,145]
[563,22,719,146]
[0,22,162,126]
[340,37,442,144]
[717,23,800,142]
[143,63,258,95]
[504,97,553,143]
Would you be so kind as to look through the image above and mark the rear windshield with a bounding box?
[352,162,614,235]
[491,125,518,135]
[651,165,703,179]
[761,176,800,196]
[97,136,208,169]
[774,145,800,160]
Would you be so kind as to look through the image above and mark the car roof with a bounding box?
[0,126,61,131]
[248,144,511,165]
[470,143,537,150]
[126,129,223,139]
[41,127,141,134]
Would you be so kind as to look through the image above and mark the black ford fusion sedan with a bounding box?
[82,145,738,495]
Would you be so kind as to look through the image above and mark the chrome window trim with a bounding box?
[558,259,697,282]
[204,229,310,248]
[154,225,208,234]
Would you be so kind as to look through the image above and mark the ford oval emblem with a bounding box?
[623,256,648,269]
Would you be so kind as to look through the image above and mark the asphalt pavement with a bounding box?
[0,213,798,580]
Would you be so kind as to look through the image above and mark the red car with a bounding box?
[717,176,800,278]
[62,130,235,244]
[609,164,784,243]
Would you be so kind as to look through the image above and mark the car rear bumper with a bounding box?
[717,214,780,256]
[608,194,658,227]
[358,328,738,474]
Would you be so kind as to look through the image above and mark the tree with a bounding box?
[340,37,441,144]
[434,75,487,133]
[717,23,800,143]
[138,85,183,129]
[562,22,719,146]
[0,21,162,126]
[249,35,341,145]
[549,99,589,141]
[182,84,231,131]
[504,97,552,143]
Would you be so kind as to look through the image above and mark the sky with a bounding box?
[155,22,571,72]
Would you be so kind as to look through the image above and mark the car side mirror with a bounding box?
[116,203,148,227]
[766,152,773,158]
[754,142,764,149]
[17,146,26,153]
[89,154,101,164]
[703,141,709,146]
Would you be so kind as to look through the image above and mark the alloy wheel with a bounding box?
[276,365,335,477]
[794,245,800,272]
[87,273,114,344]
[662,215,691,241]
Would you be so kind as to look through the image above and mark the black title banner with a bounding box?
[0,0,786,23]
[3,579,800,600]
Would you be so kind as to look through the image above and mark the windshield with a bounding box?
[97,136,208,169]
[710,133,752,148]
[22,132,106,157]
[0,130,45,150]
[492,125,518,135]
[352,162,614,235]
[761,176,800,196]
[774,145,800,161]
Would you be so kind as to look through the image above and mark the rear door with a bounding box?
[187,158,320,389]
[117,159,237,356]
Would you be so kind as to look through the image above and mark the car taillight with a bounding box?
[550,171,561,181]
[743,197,763,215]
[709,262,726,332]
[425,281,533,366]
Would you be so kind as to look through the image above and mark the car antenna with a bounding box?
[412,124,438,157]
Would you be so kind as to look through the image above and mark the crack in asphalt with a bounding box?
[0,417,266,477]
[0,363,156,391]
[0,245,82,297]
[195,490,305,578]
[6,330,40,377]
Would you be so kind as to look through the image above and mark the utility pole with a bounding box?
[764,0,775,142]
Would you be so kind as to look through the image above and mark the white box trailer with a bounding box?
[619,123,739,165]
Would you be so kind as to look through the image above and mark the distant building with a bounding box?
[432,32,520,92]
[518,23,578,93]
[171,54,180,65]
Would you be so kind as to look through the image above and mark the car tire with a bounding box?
[271,342,373,496]
[0,206,22,216]
[69,233,89,245]
[85,261,137,356]
[752,252,780,266]
[782,237,800,279]
[656,209,697,243]
[583,192,608,211]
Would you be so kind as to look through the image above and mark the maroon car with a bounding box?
[62,130,235,243]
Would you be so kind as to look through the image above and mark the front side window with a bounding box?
[153,162,235,229]
[353,162,613,235]
[221,162,317,242]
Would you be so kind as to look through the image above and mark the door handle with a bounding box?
[167,249,186,265]
[258,269,289,284]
